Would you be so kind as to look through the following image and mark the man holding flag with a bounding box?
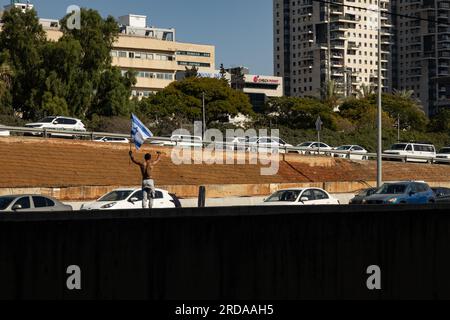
[129,114,162,209]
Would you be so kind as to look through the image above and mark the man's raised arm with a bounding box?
[129,151,142,165]
[152,151,162,165]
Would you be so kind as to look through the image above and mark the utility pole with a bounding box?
[202,92,206,140]
[327,3,332,84]
[377,5,383,188]
[397,115,400,142]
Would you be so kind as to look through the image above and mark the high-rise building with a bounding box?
[274,0,392,99]
[393,0,450,116]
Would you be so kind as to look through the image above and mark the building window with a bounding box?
[177,51,211,57]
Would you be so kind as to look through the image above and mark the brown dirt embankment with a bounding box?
[1,137,450,200]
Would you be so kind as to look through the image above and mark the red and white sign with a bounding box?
[248,75,281,85]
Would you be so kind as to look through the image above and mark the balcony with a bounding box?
[347,41,360,50]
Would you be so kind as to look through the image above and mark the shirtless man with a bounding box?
[129,150,162,209]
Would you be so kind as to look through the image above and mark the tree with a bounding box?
[265,96,337,130]
[370,93,428,131]
[0,62,14,93]
[60,9,118,76]
[356,83,374,99]
[0,7,47,119]
[321,80,343,110]
[429,108,450,133]
[184,66,199,78]
[139,77,253,127]
[91,68,136,117]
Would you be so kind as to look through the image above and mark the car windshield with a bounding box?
[299,142,312,147]
[376,184,407,195]
[265,190,301,202]
[439,148,450,154]
[0,197,15,210]
[390,144,407,151]
[336,146,352,150]
[248,137,258,143]
[99,191,133,202]
[38,117,56,123]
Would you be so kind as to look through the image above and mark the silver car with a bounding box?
[0,195,73,213]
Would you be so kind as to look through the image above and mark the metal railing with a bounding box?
[1,125,450,164]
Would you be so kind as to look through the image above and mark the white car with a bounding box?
[80,188,181,211]
[25,116,86,138]
[296,142,333,155]
[383,142,436,163]
[435,147,450,164]
[262,188,340,206]
[151,134,203,148]
[94,137,130,144]
[248,136,294,154]
[332,145,368,160]
[0,124,10,137]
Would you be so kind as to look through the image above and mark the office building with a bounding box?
[40,14,215,98]
[227,66,284,112]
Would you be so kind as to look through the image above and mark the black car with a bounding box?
[432,187,450,203]
[349,188,378,204]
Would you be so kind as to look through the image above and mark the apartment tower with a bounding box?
[393,0,450,116]
[274,0,392,98]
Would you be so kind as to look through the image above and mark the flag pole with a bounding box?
[129,114,132,166]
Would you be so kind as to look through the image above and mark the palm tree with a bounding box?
[393,89,415,100]
[393,88,425,113]
[356,83,375,99]
[321,80,343,111]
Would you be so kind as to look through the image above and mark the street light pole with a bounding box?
[377,5,383,188]
[202,92,206,140]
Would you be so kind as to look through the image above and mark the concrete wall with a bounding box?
[2,204,450,299]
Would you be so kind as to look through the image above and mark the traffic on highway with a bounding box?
[1,118,450,164]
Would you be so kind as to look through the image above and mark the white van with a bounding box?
[384,143,436,163]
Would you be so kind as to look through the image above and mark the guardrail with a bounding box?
[1,125,450,164]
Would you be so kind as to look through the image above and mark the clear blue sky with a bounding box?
[10,0,274,75]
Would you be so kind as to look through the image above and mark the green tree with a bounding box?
[0,7,47,119]
[139,77,253,127]
[265,96,337,130]
[320,80,344,110]
[184,66,199,78]
[91,68,136,117]
[429,109,450,133]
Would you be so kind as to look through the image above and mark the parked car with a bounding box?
[0,195,73,212]
[0,124,10,137]
[296,142,333,155]
[383,142,436,163]
[25,116,86,138]
[349,188,378,204]
[432,187,450,203]
[80,188,181,210]
[362,181,435,204]
[434,147,450,164]
[94,137,130,144]
[332,145,368,160]
[208,137,248,151]
[151,134,203,148]
[248,136,294,153]
[262,188,340,206]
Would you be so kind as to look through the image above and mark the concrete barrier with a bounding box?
[2,204,450,299]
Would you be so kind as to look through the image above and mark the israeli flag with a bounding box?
[131,114,153,150]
